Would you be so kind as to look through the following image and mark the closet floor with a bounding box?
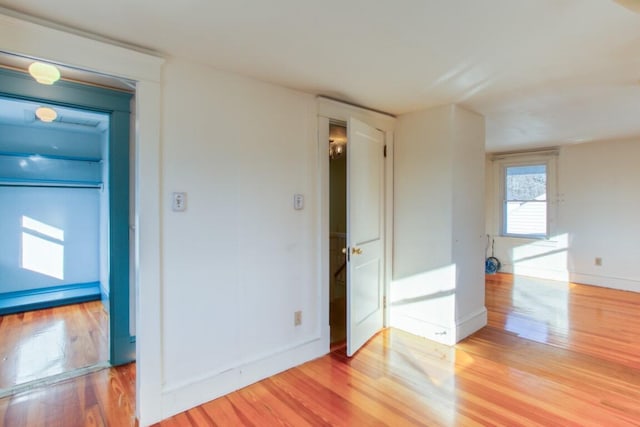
[0,300,108,389]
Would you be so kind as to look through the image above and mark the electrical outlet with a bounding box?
[294,310,302,326]
[595,257,602,266]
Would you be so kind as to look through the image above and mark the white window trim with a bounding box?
[492,150,558,240]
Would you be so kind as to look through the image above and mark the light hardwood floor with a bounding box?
[0,300,108,390]
[1,273,639,426]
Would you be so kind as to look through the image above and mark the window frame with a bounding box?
[493,151,558,240]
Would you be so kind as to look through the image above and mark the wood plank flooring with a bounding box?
[486,273,640,369]
[0,362,136,427]
[2,273,640,426]
[0,300,108,389]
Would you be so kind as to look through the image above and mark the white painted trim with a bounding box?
[499,264,570,282]
[159,337,325,421]
[491,152,558,239]
[570,273,640,293]
[455,307,487,342]
[491,148,559,161]
[391,314,456,346]
[383,130,394,327]
[134,81,164,426]
[0,6,159,57]
[318,97,396,132]
[0,12,165,426]
[162,336,322,394]
[497,264,514,274]
[0,13,162,82]
[389,307,486,346]
[497,266,640,293]
[318,116,331,351]
[317,97,396,338]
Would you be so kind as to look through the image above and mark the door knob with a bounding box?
[351,247,363,255]
[341,247,347,254]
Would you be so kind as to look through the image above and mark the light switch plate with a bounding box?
[172,192,186,212]
[293,193,304,210]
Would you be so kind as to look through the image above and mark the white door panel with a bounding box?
[352,257,381,323]
[347,117,384,357]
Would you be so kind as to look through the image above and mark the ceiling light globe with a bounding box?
[28,62,61,85]
[35,107,58,122]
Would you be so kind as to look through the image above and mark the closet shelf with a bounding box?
[0,178,102,189]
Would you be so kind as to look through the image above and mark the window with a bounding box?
[493,151,557,239]
[503,164,547,237]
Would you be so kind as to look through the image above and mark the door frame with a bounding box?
[0,13,164,423]
[317,96,395,351]
[0,67,135,364]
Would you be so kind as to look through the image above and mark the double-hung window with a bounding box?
[503,164,547,237]
[494,151,556,239]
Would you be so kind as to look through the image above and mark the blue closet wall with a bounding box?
[0,67,135,364]
[0,120,106,313]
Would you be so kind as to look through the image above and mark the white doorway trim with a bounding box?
[317,97,395,346]
[0,11,165,426]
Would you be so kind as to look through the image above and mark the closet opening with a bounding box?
[329,121,347,348]
[0,58,136,395]
[0,96,110,390]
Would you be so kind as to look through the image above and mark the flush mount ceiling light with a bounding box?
[35,107,58,123]
[28,61,61,85]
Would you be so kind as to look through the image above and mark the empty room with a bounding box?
[0,1,639,426]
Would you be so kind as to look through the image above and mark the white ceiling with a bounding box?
[1,0,640,151]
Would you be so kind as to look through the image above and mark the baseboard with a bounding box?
[390,313,456,345]
[160,335,328,421]
[497,266,640,293]
[100,287,110,314]
[456,307,487,342]
[498,264,570,282]
[0,281,101,315]
[497,264,514,274]
[570,273,640,293]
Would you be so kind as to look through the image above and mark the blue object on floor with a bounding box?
[485,257,501,274]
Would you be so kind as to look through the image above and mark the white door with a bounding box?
[346,117,385,357]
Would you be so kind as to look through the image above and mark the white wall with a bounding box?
[487,138,640,292]
[0,122,103,295]
[0,186,100,292]
[393,104,486,345]
[451,107,486,338]
[159,58,325,416]
[1,12,489,425]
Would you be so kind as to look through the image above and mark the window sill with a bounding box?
[502,234,547,240]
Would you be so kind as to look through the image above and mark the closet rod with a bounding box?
[0,183,101,189]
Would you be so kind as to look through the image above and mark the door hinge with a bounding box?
[383,145,387,158]
[383,295,387,309]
